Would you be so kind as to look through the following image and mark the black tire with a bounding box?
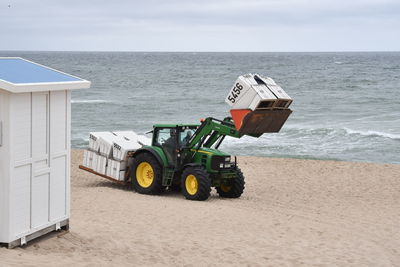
[131,152,164,195]
[181,166,211,201]
[216,167,245,198]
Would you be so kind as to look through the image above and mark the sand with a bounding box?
[1,150,399,266]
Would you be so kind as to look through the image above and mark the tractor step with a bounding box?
[163,168,175,186]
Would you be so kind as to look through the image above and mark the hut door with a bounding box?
[49,90,68,220]
[31,92,50,228]
[10,93,32,236]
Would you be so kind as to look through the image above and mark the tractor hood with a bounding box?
[190,147,230,157]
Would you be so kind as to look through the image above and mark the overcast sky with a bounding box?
[1,0,399,51]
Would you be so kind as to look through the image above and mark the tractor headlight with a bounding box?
[224,163,232,168]
[212,156,232,170]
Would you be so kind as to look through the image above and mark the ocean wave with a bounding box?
[71,99,111,104]
[343,128,400,140]
[279,126,400,140]
[218,125,399,158]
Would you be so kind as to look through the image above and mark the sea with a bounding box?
[1,51,399,164]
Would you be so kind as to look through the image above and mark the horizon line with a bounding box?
[1,50,399,53]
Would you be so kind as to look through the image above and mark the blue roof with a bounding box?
[0,58,82,84]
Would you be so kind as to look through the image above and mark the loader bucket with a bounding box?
[230,109,292,137]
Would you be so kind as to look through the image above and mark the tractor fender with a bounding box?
[132,147,168,168]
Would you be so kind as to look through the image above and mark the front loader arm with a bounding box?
[187,107,292,150]
[188,117,240,149]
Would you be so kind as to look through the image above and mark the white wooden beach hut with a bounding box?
[0,57,90,248]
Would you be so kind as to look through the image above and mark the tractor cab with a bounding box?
[151,124,199,168]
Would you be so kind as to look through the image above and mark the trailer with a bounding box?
[79,165,127,185]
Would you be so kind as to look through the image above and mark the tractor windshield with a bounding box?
[180,129,193,145]
[153,126,198,166]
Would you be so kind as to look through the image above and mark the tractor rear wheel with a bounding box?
[131,152,164,195]
[216,167,245,198]
[181,166,211,201]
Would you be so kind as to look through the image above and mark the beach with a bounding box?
[1,149,399,266]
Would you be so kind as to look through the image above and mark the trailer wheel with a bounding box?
[131,152,164,195]
[216,167,245,198]
[181,166,211,201]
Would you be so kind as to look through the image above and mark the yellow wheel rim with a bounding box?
[136,162,154,188]
[220,184,232,193]
[185,174,198,195]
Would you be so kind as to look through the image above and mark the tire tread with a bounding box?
[131,152,164,195]
[216,167,245,198]
[181,166,211,201]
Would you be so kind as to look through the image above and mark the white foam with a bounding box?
[71,99,110,104]
[343,128,400,140]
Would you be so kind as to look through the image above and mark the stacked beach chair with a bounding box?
[225,73,293,135]
[82,131,151,181]
[225,73,292,111]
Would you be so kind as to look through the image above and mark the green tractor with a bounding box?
[130,109,291,201]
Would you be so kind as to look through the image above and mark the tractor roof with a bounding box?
[153,123,199,128]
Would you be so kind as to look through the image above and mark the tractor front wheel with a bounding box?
[181,166,211,201]
[131,152,164,195]
[216,167,245,198]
